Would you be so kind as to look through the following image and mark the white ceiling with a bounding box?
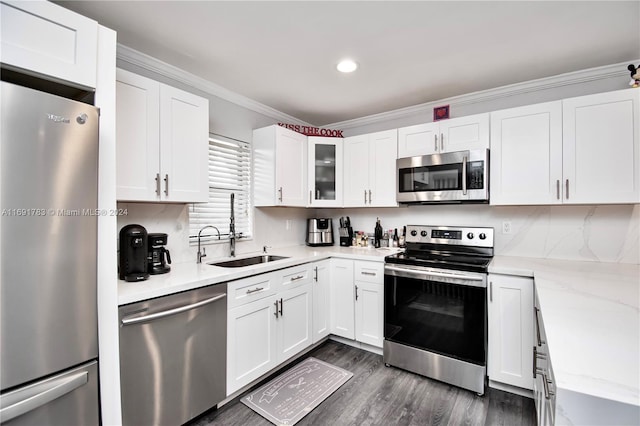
[56,1,639,126]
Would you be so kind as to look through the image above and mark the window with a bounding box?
[189,134,252,243]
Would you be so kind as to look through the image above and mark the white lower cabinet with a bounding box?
[330,259,384,348]
[312,260,331,343]
[227,295,278,395]
[227,265,313,395]
[277,283,313,363]
[354,281,384,347]
[329,259,355,339]
[487,273,534,390]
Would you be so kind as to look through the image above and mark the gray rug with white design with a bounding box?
[241,357,353,425]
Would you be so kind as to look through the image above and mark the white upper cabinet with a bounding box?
[398,113,489,158]
[491,89,639,205]
[308,137,343,207]
[490,101,563,205]
[253,125,308,207]
[116,69,209,203]
[562,89,640,204]
[397,122,439,157]
[344,129,398,207]
[1,1,98,88]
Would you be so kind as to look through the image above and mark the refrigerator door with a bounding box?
[0,82,99,391]
[0,361,99,425]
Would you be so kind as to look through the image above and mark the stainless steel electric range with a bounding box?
[383,225,494,395]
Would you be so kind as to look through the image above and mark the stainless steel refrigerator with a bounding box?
[0,81,100,425]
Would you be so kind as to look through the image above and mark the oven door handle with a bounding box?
[384,265,486,287]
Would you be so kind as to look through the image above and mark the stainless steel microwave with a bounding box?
[396,149,489,204]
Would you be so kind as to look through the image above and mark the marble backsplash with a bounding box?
[116,203,316,264]
[116,202,639,265]
[320,204,640,265]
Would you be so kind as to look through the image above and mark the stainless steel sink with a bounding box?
[209,255,289,268]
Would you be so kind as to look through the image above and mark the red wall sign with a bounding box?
[278,123,343,137]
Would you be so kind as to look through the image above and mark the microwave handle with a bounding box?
[462,155,468,195]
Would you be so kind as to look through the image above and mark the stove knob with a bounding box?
[467,232,474,240]
[420,230,428,237]
[410,230,418,237]
[479,233,486,240]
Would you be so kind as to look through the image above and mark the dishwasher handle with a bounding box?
[121,293,226,326]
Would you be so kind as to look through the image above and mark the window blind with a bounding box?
[189,134,252,243]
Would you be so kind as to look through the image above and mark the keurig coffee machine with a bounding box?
[119,224,150,282]
[148,233,171,274]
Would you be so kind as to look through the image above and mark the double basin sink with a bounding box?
[209,255,289,268]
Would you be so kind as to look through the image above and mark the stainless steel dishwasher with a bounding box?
[118,283,227,426]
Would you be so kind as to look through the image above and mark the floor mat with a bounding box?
[241,357,353,425]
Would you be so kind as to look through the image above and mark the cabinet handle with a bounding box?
[155,173,161,195]
[533,346,537,378]
[309,190,312,204]
[489,281,493,302]
[364,190,367,204]
[440,133,444,151]
[542,373,554,399]
[164,174,169,196]
[279,298,283,316]
[434,135,438,152]
[314,267,318,282]
[246,287,264,294]
[565,179,569,199]
[368,190,372,204]
[290,275,304,281]
[462,155,468,195]
[556,180,560,200]
[274,300,279,318]
[355,285,359,301]
[278,187,283,202]
[534,307,545,346]
[361,271,376,276]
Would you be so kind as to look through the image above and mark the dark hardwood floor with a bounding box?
[190,340,536,426]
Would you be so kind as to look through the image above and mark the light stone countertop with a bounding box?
[118,245,400,305]
[489,255,640,414]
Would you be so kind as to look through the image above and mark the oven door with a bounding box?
[384,264,487,366]
[396,149,488,203]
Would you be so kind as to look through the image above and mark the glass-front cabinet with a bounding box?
[308,137,343,207]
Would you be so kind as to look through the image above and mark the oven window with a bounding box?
[398,164,462,192]
[384,275,486,365]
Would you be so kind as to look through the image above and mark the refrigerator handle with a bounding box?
[0,371,88,423]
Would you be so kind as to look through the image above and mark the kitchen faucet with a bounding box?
[197,225,220,263]
[229,193,236,257]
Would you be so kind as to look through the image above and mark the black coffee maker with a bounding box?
[148,233,171,275]
[119,224,150,282]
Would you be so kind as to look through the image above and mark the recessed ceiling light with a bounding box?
[337,59,358,73]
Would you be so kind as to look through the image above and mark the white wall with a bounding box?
[317,204,640,264]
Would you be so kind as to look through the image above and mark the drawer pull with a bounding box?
[534,307,545,346]
[361,271,376,276]
[290,275,304,281]
[542,373,554,399]
[246,287,264,294]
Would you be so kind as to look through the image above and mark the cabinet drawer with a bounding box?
[228,273,278,309]
[354,261,384,284]
[280,264,313,291]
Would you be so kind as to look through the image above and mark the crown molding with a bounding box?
[116,44,311,126]
[325,60,638,130]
